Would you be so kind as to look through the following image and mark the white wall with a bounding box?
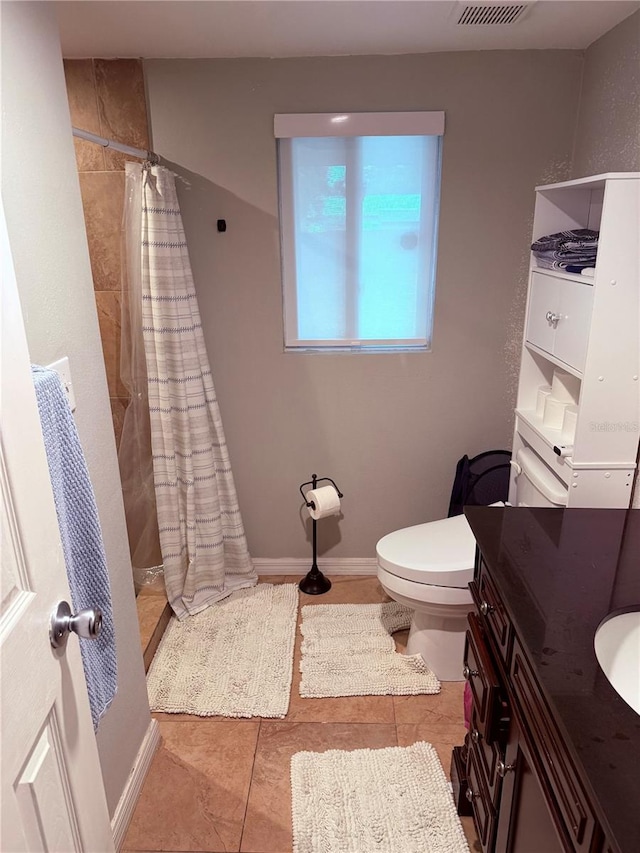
[1,1,150,817]
[145,51,583,559]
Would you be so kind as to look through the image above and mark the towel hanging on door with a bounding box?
[32,366,117,730]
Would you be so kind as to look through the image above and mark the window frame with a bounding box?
[275,112,445,352]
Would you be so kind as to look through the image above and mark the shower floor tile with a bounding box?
[127,576,480,853]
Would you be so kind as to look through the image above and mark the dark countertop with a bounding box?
[464,506,640,853]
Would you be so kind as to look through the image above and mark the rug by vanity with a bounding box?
[299,601,440,697]
[146,583,298,717]
[291,742,469,853]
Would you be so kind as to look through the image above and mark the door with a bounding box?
[526,273,558,356]
[554,280,593,372]
[1,207,114,852]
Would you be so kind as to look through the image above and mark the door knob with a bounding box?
[50,600,103,650]
[480,601,494,616]
[545,311,561,328]
[463,664,479,680]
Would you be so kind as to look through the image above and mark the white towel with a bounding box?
[33,366,117,729]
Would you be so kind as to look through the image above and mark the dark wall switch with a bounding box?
[217,219,227,233]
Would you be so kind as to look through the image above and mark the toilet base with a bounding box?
[405,607,470,682]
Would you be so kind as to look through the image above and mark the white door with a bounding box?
[1,208,114,852]
[526,272,558,355]
[554,280,594,373]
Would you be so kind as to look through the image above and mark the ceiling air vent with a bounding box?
[457,3,531,25]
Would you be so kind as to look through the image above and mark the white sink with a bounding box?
[594,611,640,716]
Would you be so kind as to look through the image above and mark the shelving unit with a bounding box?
[509,173,640,508]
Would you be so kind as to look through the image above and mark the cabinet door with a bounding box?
[554,280,593,372]
[494,717,566,853]
[526,273,558,355]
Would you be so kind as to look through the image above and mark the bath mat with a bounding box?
[299,601,440,697]
[146,583,298,717]
[291,742,469,853]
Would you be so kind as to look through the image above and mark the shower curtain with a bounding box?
[119,162,256,618]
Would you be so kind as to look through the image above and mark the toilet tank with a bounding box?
[513,448,568,507]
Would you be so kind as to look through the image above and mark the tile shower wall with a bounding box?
[63,59,151,446]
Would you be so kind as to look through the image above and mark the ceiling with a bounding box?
[56,1,640,59]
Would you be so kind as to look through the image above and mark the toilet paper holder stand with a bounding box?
[298,474,344,595]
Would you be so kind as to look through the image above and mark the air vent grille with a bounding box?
[457,4,529,25]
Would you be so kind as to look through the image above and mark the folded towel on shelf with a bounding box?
[532,228,598,272]
[534,256,597,271]
[531,228,599,255]
[32,366,117,729]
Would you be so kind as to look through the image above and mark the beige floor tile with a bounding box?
[136,595,169,652]
[461,815,482,852]
[256,575,291,585]
[240,721,397,853]
[124,720,259,852]
[299,574,389,605]
[393,680,466,726]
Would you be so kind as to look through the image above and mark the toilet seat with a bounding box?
[376,513,478,588]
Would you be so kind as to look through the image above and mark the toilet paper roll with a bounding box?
[543,397,568,429]
[561,405,578,443]
[551,369,580,405]
[306,485,341,520]
[536,385,552,418]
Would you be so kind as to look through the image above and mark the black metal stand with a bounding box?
[298,473,344,595]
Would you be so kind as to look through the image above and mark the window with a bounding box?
[275,112,444,351]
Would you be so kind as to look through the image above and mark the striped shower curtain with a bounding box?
[123,162,256,618]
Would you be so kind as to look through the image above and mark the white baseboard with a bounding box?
[111,717,161,851]
[253,557,377,576]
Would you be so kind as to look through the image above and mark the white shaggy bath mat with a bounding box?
[147,583,298,717]
[299,602,440,697]
[291,742,469,853]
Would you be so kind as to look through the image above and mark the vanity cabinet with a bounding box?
[511,172,639,508]
[456,507,640,853]
[458,552,605,853]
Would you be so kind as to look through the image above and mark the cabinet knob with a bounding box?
[465,787,478,802]
[463,664,479,680]
[545,310,561,328]
[480,601,494,616]
[471,729,482,744]
[497,759,516,777]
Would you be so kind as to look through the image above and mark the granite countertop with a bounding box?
[464,506,640,853]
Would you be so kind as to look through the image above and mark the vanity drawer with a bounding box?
[470,559,512,665]
[469,708,503,808]
[510,639,599,852]
[467,737,497,853]
[464,613,506,744]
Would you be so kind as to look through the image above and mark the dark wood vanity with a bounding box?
[452,507,640,853]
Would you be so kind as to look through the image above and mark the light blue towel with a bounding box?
[32,366,117,729]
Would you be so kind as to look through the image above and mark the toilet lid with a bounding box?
[376,513,477,588]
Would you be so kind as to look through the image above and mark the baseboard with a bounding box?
[253,557,377,576]
[111,717,161,851]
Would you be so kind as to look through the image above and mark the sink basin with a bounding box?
[594,610,640,716]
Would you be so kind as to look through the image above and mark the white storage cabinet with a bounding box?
[509,173,640,509]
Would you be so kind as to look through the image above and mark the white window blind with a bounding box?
[276,112,444,351]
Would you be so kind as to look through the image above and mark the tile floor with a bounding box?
[126,576,480,853]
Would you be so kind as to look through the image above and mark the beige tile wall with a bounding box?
[63,58,150,446]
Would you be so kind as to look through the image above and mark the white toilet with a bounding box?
[376,447,567,681]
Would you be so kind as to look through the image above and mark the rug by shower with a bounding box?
[291,742,469,853]
[299,601,441,697]
[146,583,298,717]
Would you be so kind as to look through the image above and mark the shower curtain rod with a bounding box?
[72,126,160,165]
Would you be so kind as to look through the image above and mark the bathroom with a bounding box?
[2,1,639,851]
